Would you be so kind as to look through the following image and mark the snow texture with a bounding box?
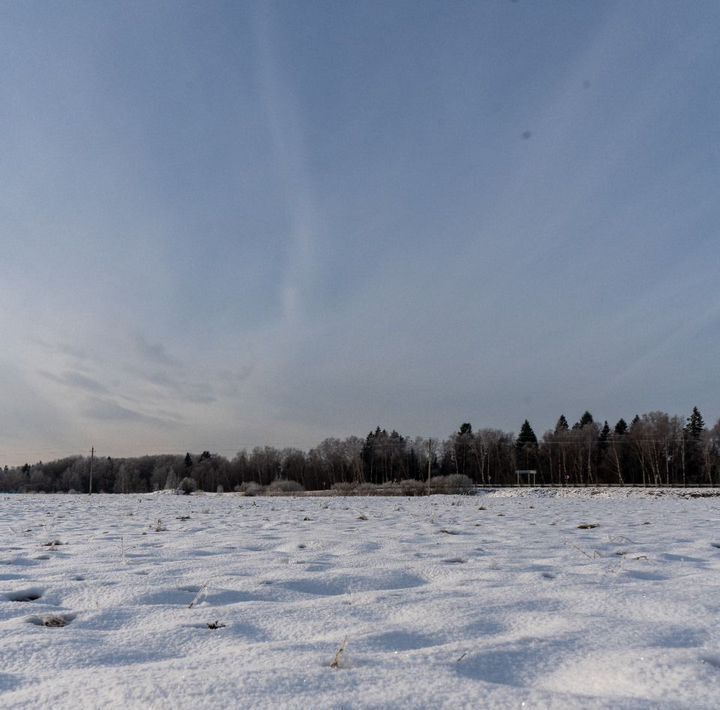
[1,489,719,708]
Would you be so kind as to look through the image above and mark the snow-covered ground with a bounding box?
[1,490,719,709]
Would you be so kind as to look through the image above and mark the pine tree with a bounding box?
[614,418,628,435]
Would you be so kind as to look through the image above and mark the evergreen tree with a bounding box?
[578,411,594,428]
[684,407,706,483]
[164,469,179,490]
[599,421,610,447]
[454,423,476,479]
[361,430,378,483]
[408,446,420,480]
[596,421,612,483]
[361,428,405,483]
[554,415,569,435]
[685,406,705,439]
[516,420,538,449]
[614,418,628,435]
[515,420,538,471]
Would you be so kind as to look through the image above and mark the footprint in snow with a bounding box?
[4,587,44,602]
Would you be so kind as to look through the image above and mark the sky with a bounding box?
[1,0,719,465]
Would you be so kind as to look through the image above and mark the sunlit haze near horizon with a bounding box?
[2,0,719,465]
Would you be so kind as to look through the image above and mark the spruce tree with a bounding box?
[579,411,594,428]
[516,420,538,449]
[597,421,612,483]
[599,421,610,446]
[685,406,705,439]
[454,423,475,479]
[554,415,569,435]
[515,420,538,471]
[684,407,706,483]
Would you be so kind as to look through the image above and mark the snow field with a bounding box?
[1,491,719,708]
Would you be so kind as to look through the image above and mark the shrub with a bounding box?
[177,477,197,495]
[355,482,379,496]
[400,479,427,496]
[447,473,475,494]
[267,479,305,495]
[237,481,263,496]
[331,482,357,494]
[427,476,446,494]
[445,474,474,494]
[379,481,402,495]
[428,474,474,494]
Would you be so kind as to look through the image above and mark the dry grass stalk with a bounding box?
[330,637,348,669]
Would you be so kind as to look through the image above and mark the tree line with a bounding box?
[2,407,719,493]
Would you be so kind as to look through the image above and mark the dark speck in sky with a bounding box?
[522,130,532,140]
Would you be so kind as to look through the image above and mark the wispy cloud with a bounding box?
[134,333,181,367]
[0,361,81,456]
[123,365,218,404]
[2,2,718,464]
[253,3,319,326]
[82,398,179,428]
[40,369,109,394]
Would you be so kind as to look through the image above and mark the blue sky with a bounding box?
[2,0,719,464]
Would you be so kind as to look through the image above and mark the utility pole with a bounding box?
[89,447,94,495]
[426,439,434,494]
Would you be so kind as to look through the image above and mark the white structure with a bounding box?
[515,469,537,486]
